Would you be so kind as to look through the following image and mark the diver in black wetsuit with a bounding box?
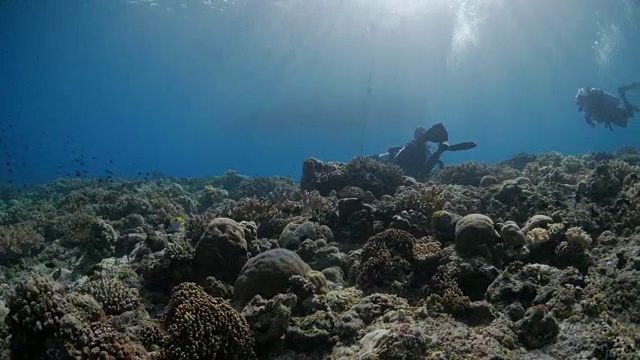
[575,83,640,130]
[374,123,478,179]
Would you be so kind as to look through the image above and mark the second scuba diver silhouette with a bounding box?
[373,123,478,179]
[575,83,640,130]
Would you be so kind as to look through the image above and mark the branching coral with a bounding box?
[300,190,333,218]
[78,278,141,315]
[0,222,45,263]
[5,275,69,357]
[391,184,451,215]
[427,263,472,316]
[355,229,417,295]
[525,228,550,247]
[231,176,298,200]
[412,238,443,266]
[436,162,493,186]
[222,197,279,224]
[62,321,143,359]
[138,237,196,293]
[301,156,404,198]
[161,282,256,360]
[342,157,405,197]
[184,212,217,243]
[564,226,592,248]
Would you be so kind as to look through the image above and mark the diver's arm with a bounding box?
[585,113,596,127]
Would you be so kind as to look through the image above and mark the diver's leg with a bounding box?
[621,96,640,112]
[609,109,630,128]
[618,82,640,93]
[618,83,640,112]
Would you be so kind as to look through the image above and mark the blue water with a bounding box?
[1,0,639,185]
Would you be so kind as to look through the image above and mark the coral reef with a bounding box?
[1,147,640,359]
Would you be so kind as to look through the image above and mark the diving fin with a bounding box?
[448,142,478,151]
[418,123,449,143]
[618,82,640,93]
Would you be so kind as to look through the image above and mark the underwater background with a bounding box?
[4,2,640,359]
[1,0,640,184]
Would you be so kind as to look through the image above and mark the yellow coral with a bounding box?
[304,270,329,294]
[526,228,550,245]
[547,223,565,237]
[565,226,592,248]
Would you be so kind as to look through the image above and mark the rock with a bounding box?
[500,221,526,248]
[480,175,499,187]
[516,305,559,349]
[279,221,333,250]
[433,210,462,243]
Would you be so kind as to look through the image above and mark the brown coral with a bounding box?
[62,321,144,360]
[78,278,141,315]
[5,275,69,358]
[161,282,256,360]
[355,229,417,294]
[0,222,45,263]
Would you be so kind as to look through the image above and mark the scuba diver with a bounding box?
[373,123,478,179]
[575,83,640,130]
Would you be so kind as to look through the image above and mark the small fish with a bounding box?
[169,216,186,232]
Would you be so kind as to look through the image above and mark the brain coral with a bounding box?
[162,282,256,360]
[454,214,498,258]
[234,248,312,306]
[194,217,249,283]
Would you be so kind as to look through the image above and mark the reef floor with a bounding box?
[0,148,639,359]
